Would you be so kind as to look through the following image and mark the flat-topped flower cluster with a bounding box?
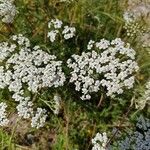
[0,34,66,128]
[0,0,17,23]
[67,38,139,100]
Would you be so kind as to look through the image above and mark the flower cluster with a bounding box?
[123,22,143,37]
[0,42,16,62]
[68,38,139,100]
[0,0,17,23]
[123,1,150,48]
[62,25,76,40]
[87,40,95,50]
[92,132,108,150]
[0,34,66,128]
[31,108,47,129]
[0,102,9,126]
[135,79,150,110]
[16,96,33,119]
[47,18,76,42]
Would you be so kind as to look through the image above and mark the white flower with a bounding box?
[16,98,33,119]
[0,102,9,126]
[12,91,24,102]
[87,40,95,50]
[47,30,59,42]
[67,38,138,100]
[95,39,110,50]
[92,132,108,150]
[31,108,47,129]
[0,66,7,88]
[11,34,30,48]
[48,18,63,29]
[0,0,17,23]
[0,34,66,128]
[62,26,76,39]
[47,19,76,42]
[8,79,22,93]
[5,35,66,94]
[0,66,12,88]
[47,19,62,42]
[0,42,16,62]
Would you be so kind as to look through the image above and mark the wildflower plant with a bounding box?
[0,34,66,128]
[67,38,139,100]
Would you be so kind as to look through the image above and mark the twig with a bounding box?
[97,94,103,108]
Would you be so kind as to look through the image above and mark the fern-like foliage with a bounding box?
[117,116,150,150]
